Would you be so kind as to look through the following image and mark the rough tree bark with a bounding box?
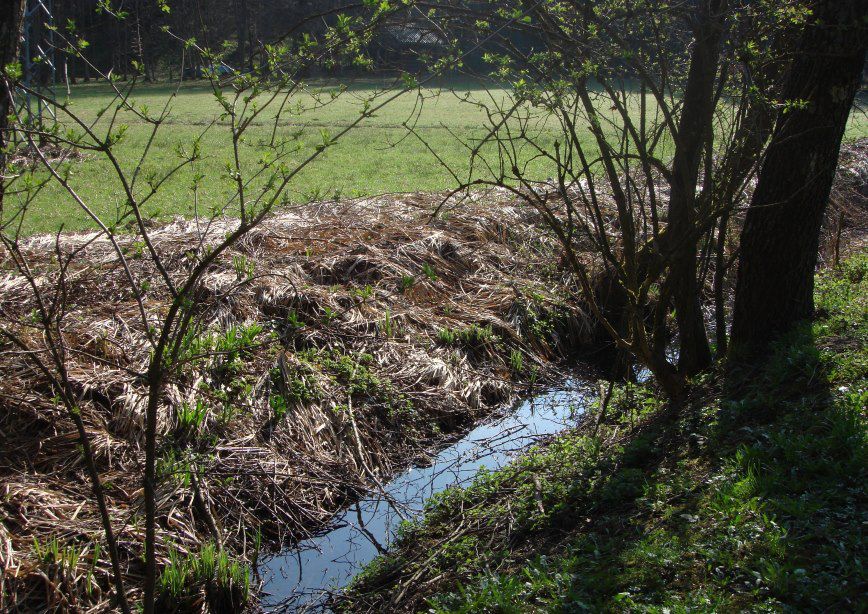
[730,0,866,358]
[665,0,725,376]
[711,94,778,355]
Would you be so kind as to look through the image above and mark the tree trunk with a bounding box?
[711,88,779,356]
[730,0,866,358]
[665,0,725,375]
[0,0,26,210]
[235,0,249,70]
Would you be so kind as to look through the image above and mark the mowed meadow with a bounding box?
[9,76,868,235]
[9,77,556,235]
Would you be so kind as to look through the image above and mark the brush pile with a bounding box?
[0,190,594,611]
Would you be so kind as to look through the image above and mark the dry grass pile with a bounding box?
[824,138,868,259]
[0,190,593,611]
[1,137,864,612]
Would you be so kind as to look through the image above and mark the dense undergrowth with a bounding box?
[0,196,596,611]
[345,253,867,612]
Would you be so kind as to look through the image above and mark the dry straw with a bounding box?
[0,188,595,611]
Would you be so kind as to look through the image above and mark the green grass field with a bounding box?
[9,77,564,235]
[7,77,868,235]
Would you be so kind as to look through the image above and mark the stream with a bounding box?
[258,377,593,611]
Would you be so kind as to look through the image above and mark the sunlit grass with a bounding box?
[8,77,561,234]
[8,77,867,235]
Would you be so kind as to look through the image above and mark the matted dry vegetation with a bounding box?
[1,137,864,612]
[824,138,868,259]
[0,190,595,611]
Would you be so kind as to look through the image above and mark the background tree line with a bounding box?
[44,0,461,80]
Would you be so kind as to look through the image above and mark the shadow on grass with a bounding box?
[343,297,866,613]
[543,318,863,612]
[548,317,863,612]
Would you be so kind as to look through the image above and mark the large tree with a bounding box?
[730,0,866,358]
[664,0,726,375]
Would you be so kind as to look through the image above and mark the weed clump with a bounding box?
[436,323,496,350]
[269,360,322,420]
[156,543,250,613]
[298,348,415,421]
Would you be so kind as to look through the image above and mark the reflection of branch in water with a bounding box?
[295,546,304,589]
[260,381,592,612]
[355,503,387,554]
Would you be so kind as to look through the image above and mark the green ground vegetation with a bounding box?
[346,253,867,612]
[7,77,563,234]
[156,542,250,612]
[11,77,867,236]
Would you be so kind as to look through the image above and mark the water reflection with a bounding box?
[259,379,591,611]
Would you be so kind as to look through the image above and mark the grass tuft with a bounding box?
[157,543,251,612]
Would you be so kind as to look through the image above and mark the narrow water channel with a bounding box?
[258,377,593,611]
